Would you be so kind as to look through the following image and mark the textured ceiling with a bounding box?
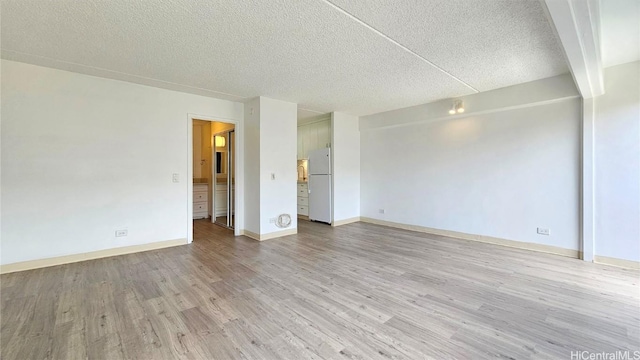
[601,0,640,68]
[1,0,568,117]
[327,0,568,92]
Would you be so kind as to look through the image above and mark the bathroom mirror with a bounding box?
[216,152,227,174]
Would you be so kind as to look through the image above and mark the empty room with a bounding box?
[1,0,639,359]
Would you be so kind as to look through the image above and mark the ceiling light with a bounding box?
[215,135,226,147]
[449,100,464,114]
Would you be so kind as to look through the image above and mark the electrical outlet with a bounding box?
[172,173,180,183]
[269,218,277,224]
[537,228,550,236]
[115,229,128,237]
[378,209,385,214]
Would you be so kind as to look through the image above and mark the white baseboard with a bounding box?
[350,218,639,270]
[241,229,260,240]
[241,228,297,241]
[260,228,297,240]
[0,238,187,274]
[360,217,580,258]
[594,255,640,270]
[332,217,361,227]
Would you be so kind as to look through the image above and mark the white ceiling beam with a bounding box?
[543,0,605,98]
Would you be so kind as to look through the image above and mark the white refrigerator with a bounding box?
[308,148,332,223]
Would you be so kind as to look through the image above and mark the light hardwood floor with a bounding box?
[1,220,639,359]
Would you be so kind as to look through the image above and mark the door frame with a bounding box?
[187,113,243,242]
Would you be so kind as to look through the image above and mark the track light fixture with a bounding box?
[449,100,465,115]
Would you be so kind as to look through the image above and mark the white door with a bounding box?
[309,174,331,223]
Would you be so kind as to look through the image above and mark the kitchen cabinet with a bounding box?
[193,183,208,219]
[297,119,330,159]
[297,182,309,216]
[297,128,304,160]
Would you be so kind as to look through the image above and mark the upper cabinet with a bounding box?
[297,128,305,160]
[298,118,331,159]
[315,120,331,150]
[304,123,318,156]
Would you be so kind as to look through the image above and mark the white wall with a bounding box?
[594,61,640,262]
[259,97,298,234]
[243,96,297,236]
[243,97,261,235]
[1,60,244,265]
[360,76,582,252]
[331,112,361,223]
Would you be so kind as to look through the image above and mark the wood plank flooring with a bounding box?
[1,220,639,359]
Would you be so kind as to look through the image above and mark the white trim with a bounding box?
[332,217,361,227]
[259,228,297,240]
[242,229,259,240]
[188,113,243,243]
[188,116,194,242]
[581,98,595,262]
[242,228,297,241]
[594,256,640,270]
[330,112,336,225]
[0,239,187,274]
[360,217,580,258]
[542,0,604,98]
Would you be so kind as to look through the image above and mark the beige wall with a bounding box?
[212,122,234,134]
[192,120,212,181]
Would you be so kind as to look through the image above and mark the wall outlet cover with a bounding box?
[537,228,550,236]
[115,229,128,237]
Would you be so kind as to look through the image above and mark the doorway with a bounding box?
[191,118,236,239]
